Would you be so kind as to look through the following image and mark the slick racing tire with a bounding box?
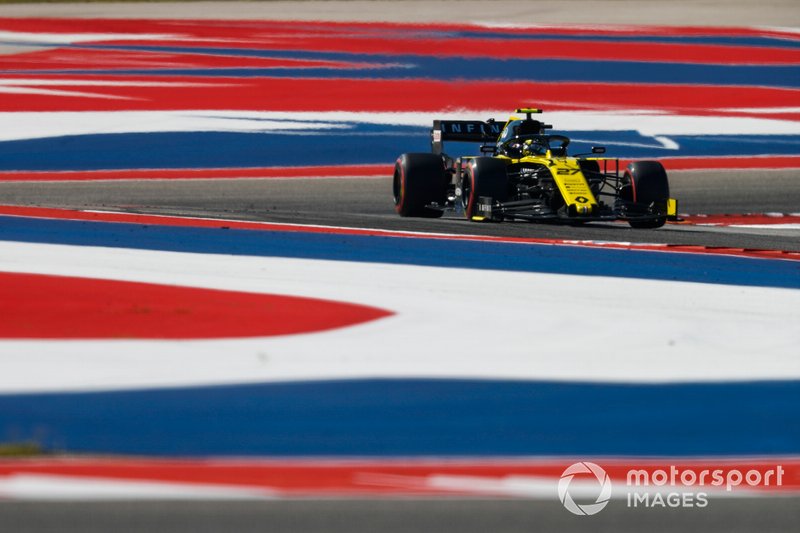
[393,153,447,217]
[623,161,670,229]
[462,157,508,220]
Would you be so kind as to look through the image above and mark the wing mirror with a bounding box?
[591,146,606,154]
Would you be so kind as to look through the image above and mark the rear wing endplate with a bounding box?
[431,120,502,155]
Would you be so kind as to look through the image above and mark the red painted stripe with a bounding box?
[681,214,800,226]
[588,156,800,172]
[0,165,390,182]
[37,30,800,65]
[0,76,797,113]
[1,17,797,41]
[0,272,391,339]
[658,156,800,171]
[0,48,360,71]
[1,205,798,262]
[0,458,797,495]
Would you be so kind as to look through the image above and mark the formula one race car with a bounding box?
[393,108,678,228]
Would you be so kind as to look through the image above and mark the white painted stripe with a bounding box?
[0,86,134,100]
[730,223,800,229]
[0,241,797,393]
[0,111,351,142]
[472,22,646,32]
[0,472,779,501]
[0,80,229,101]
[358,472,771,499]
[753,26,800,36]
[423,475,768,499]
[0,110,799,142]
[717,107,800,113]
[0,30,181,44]
[0,79,227,87]
[0,474,274,500]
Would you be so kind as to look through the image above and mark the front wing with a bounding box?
[470,195,679,223]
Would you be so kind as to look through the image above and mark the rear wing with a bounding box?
[431,119,502,155]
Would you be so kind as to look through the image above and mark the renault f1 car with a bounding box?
[393,108,678,228]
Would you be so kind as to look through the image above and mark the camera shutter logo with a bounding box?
[558,462,613,516]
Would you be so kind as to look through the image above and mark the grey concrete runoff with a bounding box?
[0,0,797,27]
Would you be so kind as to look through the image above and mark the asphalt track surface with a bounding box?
[1,2,799,533]
[1,498,799,533]
[2,169,799,251]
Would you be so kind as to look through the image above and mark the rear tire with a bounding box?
[461,157,508,220]
[393,153,447,217]
[624,161,669,229]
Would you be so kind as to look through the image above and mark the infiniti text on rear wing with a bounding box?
[431,120,502,155]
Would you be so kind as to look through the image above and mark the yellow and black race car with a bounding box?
[393,108,678,228]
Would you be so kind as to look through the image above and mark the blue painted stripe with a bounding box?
[25,45,800,88]
[1,130,799,171]
[28,62,800,88]
[451,31,800,49]
[9,30,800,50]
[1,379,797,457]
[2,216,798,289]
[0,129,425,171]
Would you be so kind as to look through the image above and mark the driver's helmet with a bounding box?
[516,119,544,136]
[521,138,547,156]
[497,119,547,156]
[498,119,543,143]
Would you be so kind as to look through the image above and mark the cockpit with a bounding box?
[496,119,570,158]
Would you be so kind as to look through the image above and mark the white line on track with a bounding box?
[1,110,800,142]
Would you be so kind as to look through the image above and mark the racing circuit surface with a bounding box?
[1,170,799,251]
[0,2,799,533]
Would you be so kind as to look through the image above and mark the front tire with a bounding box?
[624,161,670,229]
[393,153,447,217]
[461,157,508,220]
